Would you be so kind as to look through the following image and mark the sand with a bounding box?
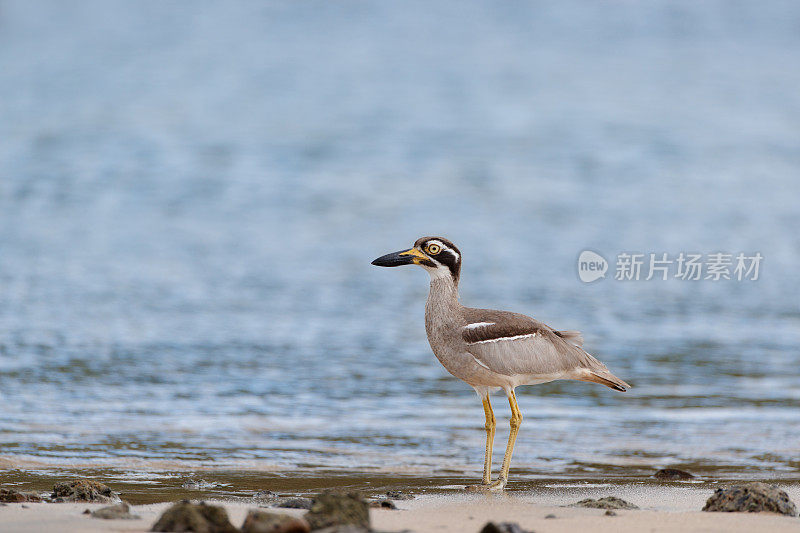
[1,484,799,533]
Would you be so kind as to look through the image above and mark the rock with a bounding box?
[604,509,616,516]
[385,491,414,501]
[702,482,797,516]
[303,491,370,531]
[654,468,695,480]
[479,522,533,533]
[151,500,239,532]
[241,510,310,533]
[182,479,220,490]
[369,499,397,510]
[313,527,371,533]
[543,514,556,519]
[0,488,42,503]
[253,490,279,501]
[91,502,140,520]
[571,497,638,510]
[52,480,118,503]
[275,497,314,510]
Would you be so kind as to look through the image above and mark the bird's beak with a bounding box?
[371,247,428,267]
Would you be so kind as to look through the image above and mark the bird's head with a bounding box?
[371,236,462,283]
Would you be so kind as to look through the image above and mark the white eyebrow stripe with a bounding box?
[467,332,538,344]
[463,322,495,330]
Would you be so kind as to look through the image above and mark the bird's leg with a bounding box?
[487,388,522,490]
[480,394,496,484]
[465,394,496,491]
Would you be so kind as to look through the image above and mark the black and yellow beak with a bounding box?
[371,247,431,267]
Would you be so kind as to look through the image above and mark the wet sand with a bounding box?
[1,484,798,533]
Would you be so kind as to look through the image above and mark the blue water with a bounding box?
[0,0,799,483]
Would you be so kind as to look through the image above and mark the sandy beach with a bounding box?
[1,484,798,533]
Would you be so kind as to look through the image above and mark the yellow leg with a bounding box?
[481,395,496,484]
[487,389,522,490]
[466,394,496,490]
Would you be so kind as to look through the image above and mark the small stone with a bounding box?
[0,488,42,503]
[479,522,533,533]
[21,504,29,509]
[151,500,238,532]
[182,479,219,490]
[275,497,313,510]
[369,499,397,510]
[92,502,140,520]
[303,491,370,531]
[604,509,617,516]
[571,497,638,510]
[83,509,91,515]
[241,510,311,533]
[312,527,371,533]
[654,468,695,480]
[702,482,797,516]
[253,490,278,501]
[385,490,414,500]
[544,514,556,519]
[52,480,118,503]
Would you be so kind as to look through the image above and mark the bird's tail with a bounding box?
[577,368,631,392]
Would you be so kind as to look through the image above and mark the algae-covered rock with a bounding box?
[0,488,42,503]
[303,491,370,531]
[151,500,239,532]
[654,468,695,480]
[52,480,118,503]
[571,496,638,510]
[702,482,797,516]
[479,522,533,533]
[91,502,140,520]
[241,510,310,533]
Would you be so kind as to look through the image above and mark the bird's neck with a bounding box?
[427,276,460,307]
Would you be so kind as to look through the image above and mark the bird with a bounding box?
[371,236,630,491]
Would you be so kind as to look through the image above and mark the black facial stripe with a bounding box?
[431,248,460,280]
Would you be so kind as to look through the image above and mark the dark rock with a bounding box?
[92,502,140,520]
[385,491,414,501]
[543,514,556,519]
[654,468,695,480]
[253,490,279,501]
[83,509,91,514]
[604,510,616,516]
[702,482,797,516]
[571,497,638,510]
[0,488,42,503]
[369,499,397,510]
[241,509,310,533]
[276,497,313,510]
[303,491,370,531]
[151,500,239,532]
[479,522,533,533]
[52,480,118,503]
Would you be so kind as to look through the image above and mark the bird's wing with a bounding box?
[460,308,625,389]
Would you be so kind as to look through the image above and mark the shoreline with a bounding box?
[2,486,800,533]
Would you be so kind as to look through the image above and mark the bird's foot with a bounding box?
[465,479,506,492]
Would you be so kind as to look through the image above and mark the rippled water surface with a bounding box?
[1,0,799,491]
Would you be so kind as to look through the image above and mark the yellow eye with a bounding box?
[427,243,441,255]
